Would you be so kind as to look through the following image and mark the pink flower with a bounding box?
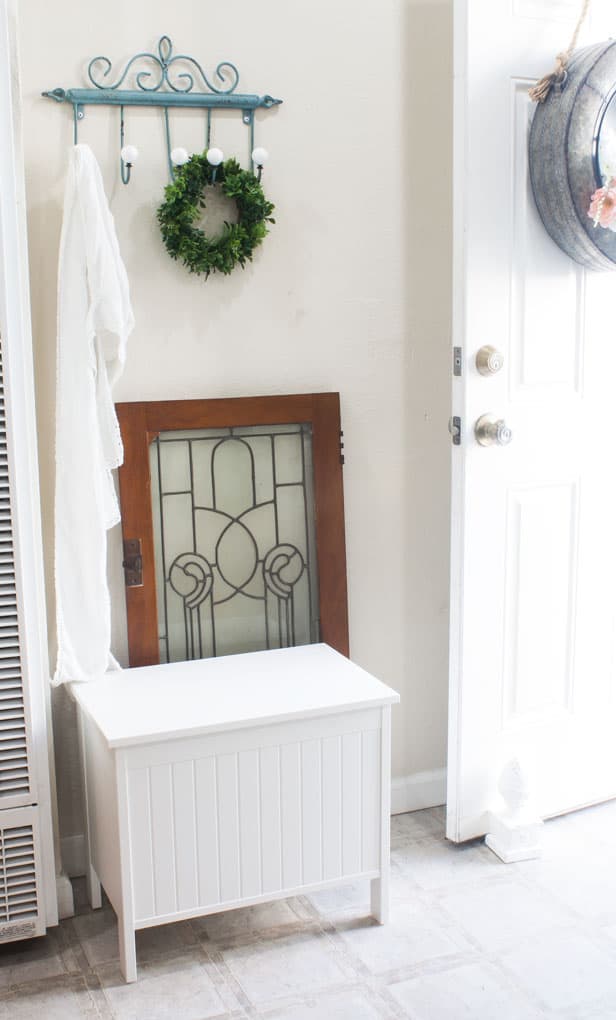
[588,179,616,231]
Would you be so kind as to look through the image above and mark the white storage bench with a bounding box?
[71,643,399,982]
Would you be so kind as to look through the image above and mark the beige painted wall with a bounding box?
[18,0,452,846]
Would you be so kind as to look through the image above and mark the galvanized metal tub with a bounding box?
[529,40,616,271]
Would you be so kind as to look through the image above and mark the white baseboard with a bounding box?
[61,770,447,880]
[60,833,87,879]
[390,768,447,815]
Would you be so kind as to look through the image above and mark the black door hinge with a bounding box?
[122,538,143,587]
[449,416,461,446]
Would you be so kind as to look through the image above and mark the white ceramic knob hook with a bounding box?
[120,144,139,165]
[206,147,224,167]
[251,146,269,166]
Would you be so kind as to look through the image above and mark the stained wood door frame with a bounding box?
[116,393,349,666]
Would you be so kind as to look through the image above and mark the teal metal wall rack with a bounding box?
[43,36,282,184]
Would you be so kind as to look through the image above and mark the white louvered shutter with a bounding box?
[0,332,45,942]
[0,0,57,942]
[0,333,46,943]
[0,335,32,809]
[0,806,43,941]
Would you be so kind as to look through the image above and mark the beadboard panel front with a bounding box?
[126,717,382,924]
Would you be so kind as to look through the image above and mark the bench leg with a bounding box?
[118,910,137,983]
[371,875,389,925]
[372,705,392,926]
[87,864,102,910]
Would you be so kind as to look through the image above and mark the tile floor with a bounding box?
[1,800,616,1018]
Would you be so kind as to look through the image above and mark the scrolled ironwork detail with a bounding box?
[169,552,213,610]
[87,34,240,96]
[264,544,306,600]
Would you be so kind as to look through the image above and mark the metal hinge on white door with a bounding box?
[451,348,462,445]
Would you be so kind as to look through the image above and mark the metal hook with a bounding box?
[120,106,132,185]
[163,108,176,183]
[246,109,255,171]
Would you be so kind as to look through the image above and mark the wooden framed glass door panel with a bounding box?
[116,393,349,666]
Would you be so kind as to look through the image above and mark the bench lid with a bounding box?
[70,644,400,748]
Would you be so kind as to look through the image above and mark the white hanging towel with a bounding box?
[53,144,134,686]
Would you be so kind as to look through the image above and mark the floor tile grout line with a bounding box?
[4,804,616,1017]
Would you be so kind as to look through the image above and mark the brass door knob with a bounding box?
[476,345,504,376]
[475,414,512,447]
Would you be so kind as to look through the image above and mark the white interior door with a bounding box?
[448,0,616,842]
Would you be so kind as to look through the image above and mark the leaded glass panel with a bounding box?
[149,424,320,663]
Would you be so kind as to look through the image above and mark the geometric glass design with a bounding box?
[149,423,320,663]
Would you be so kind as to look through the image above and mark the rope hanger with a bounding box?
[529,0,592,103]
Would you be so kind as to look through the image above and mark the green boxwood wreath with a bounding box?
[157,154,275,278]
